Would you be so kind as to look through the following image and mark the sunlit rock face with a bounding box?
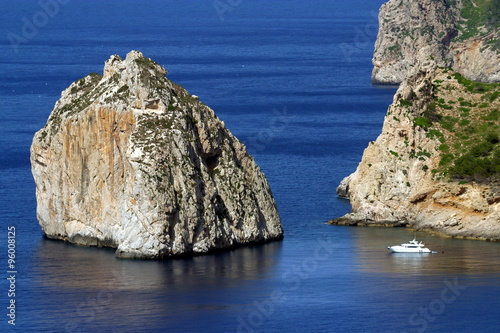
[372,0,500,84]
[31,51,283,259]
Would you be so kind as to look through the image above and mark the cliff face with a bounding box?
[373,0,500,84]
[31,51,283,259]
[332,62,500,240]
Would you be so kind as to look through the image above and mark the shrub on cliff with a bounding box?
[450,134,499,179]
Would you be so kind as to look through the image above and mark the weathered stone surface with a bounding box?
[331,64,500,240]
[31,51,283,258]
[372,0,500,84]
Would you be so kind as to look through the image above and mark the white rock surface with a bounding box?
[31,51,283,258]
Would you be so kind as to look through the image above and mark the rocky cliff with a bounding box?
[31,51,283,259]
[372,0,500,84]
[331,62,500,240]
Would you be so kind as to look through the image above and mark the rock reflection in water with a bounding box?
[30,237,283,330]
[35,237,283,291]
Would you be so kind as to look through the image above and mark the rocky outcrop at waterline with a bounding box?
[331,62,500,241]
[30,51,283,259]
[372,0,500,84]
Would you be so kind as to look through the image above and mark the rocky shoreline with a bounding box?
[329,217,500,242]
[330,63,500,241]
[332,0,500,241]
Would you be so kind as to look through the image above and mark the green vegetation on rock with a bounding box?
[413,68,500,182]
[458,0,500,41]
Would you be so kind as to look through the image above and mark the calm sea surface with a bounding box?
[1,0,499,332]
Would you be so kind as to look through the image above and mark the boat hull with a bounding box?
[387,246,431,253]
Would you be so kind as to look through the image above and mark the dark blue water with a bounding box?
[1,1,499,332]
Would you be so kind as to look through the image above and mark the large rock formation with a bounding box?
[372,0,500,84]
[31,51,283,258]
[331,61,500,240]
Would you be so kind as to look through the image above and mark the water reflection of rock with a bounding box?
[32,238,283,331]
[351,227,500,275]
[35,237,283,291]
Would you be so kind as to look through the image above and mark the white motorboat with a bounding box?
[387,238,431,253]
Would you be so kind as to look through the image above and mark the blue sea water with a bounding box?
[1,0,499,332]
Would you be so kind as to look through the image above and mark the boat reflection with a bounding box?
[388,252,432,271]
[349,226,500,275]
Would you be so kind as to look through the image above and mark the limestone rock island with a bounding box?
[31,51,283,258]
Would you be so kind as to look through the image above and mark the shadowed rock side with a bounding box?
[31,51,283,259]
[372,0,500,84]
[331,62,500,240]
